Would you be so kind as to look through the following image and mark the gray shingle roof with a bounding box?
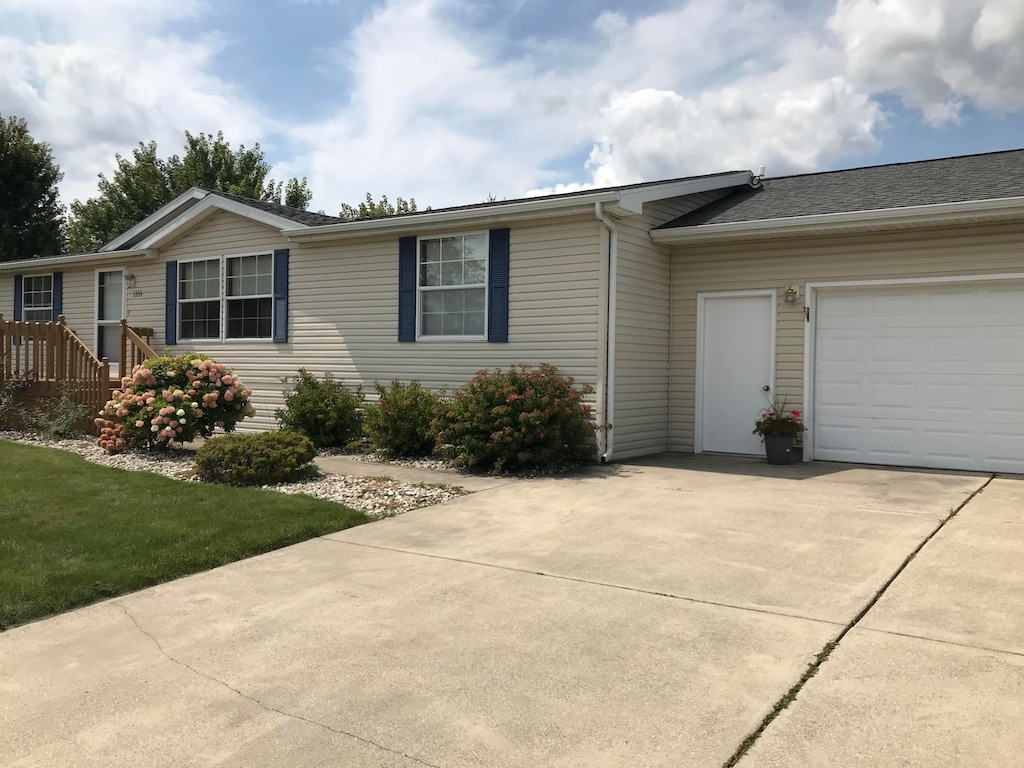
[659,148,1024,229]
[205,189,346,227]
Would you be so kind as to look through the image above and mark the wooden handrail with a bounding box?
[0,314,110,423]
[118,320,157,380]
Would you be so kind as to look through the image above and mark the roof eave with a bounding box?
[0,249,159,273]
[283,193,622,242]
[283,172,756,243]
[651,196,1024,245]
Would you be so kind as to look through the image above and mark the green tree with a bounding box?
[66,131,312,253]
[0,115,65,261]
[339,193,422,221]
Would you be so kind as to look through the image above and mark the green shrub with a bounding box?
[101,353,254,450]
[363,380,442,458]
[275,369,364,448]
[194,430,318,486]
[430,363,595,473]
[27,388,88,440]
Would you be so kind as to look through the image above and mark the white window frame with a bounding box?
[22,274,53,322]
[415,231,489,341]
[177,252,275,343]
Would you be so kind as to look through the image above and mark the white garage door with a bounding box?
[814,281,1024,473]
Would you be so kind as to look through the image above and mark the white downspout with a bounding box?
[595,202,617,463]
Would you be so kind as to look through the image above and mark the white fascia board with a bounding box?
[615,171,755,214]
[0,249,159,273]
[651,195,1024,245]
[282,194,621,242]
[101,188,208,251]
[137,195,306,250]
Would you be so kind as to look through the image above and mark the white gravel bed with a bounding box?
[1,431,465,517]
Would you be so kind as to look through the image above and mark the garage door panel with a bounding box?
[814,282,1024,472]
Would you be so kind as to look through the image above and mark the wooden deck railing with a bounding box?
[0,314,110,420]
[119,321,157,381]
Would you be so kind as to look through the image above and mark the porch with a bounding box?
[0,315,157,431]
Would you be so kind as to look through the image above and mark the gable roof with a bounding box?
[202,190,345,228]
[659,148,1024,232]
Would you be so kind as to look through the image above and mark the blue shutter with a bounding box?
[487,228,510,342]
[273,249,289,343]
[13,275,23,321]
[165,261,178,345]
[398,236,417,342]
[51,272,63,321]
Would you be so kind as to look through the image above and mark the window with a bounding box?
[179,259,220,339]
[226,254,272,339]
[418,233,487,337]
[22,275,53,322]
[178,253,273,340]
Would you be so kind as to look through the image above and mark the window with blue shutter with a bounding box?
[16,274,54,322]
[487,228,510,342]
[403,229,511,341]
[273,248,289,343]
[398,236,417,341]
[165,261,178,345]
[51,272,63,321]
[13,275,23,320]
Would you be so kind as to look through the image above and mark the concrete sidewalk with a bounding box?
[1,455,1016,767]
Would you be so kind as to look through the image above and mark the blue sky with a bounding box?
[2,0,1023,214]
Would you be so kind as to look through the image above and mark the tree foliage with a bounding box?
[339,193,422,221]
[0,115,65,262]
[66,131,312,253]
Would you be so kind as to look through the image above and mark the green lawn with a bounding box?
[0,441,370,630]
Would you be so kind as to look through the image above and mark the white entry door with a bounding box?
[96,269,124,364]
[698,292,775,454]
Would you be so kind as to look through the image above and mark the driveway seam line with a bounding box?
[115,602,442,768]
[855,625,1024,659]
[324,538,844,628]
[720,474,995,768]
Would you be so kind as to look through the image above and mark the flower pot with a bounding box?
[764,434,795,465]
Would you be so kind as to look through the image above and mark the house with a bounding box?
[2,148,1023,473]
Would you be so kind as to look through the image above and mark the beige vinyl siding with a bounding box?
[612,213,671,458]
[136,210,603,433]
[610,196,735,458]
[60,268,99,352]
[669,220,1024,452]
[145,211,295,430]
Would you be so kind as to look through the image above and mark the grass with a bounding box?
[0,441,371,631]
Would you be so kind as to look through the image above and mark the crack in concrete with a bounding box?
[720,474,996,768]
[116,603,441,768]
[326,538,845,629]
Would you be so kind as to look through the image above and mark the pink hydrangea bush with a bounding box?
[99,353,254,452]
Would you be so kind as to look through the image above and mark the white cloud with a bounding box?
[0,0,267,204]
[3,0,1022,218]
[295,0,871,208]
[828,0,1024,124]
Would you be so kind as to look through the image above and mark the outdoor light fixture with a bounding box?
[784,285,800,303]
[126,274,137,289]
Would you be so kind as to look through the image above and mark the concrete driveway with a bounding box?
[2,456,1021,767]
